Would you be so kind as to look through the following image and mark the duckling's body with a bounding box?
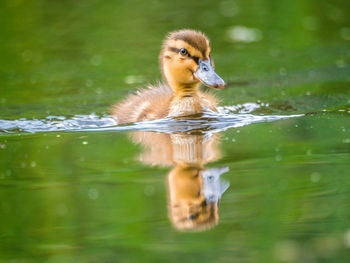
[112,83,218,123]
[112,84,172,124]
[112,29,225,124]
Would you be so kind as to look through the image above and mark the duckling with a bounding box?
[111,29,226,124]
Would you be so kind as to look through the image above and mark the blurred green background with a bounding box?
[1,0,350,262]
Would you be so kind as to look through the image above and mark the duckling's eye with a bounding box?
[180,48,189,56]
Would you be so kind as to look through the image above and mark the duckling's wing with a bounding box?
[111,83,173,124]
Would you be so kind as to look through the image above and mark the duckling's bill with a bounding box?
[194,58,226,89]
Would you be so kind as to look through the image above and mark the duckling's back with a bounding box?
[111,83,173,124]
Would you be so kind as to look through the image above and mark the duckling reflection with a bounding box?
[130,131,229,231]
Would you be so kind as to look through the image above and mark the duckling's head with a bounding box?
[160,29,226,93]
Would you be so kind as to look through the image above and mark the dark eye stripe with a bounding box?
[168,47,199,64]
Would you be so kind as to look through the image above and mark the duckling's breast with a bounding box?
[168,97,203,117]
[168,92,218,117]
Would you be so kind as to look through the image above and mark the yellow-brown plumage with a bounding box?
[111,29,225,124]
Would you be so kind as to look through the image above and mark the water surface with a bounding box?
[1,0,350,262]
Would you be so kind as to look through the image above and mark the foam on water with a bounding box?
[0,104,303,135]
[0,113,117,134]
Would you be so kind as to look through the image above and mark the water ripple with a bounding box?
[0,106,303,136]
[0,113,117,134]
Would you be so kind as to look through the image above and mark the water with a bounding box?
[0,104,301,134]
[1,0,350,262]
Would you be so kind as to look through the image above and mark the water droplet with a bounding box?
[88,188,99,200]
[30,75,38,84]
[269,48,280,57]
[328,8,343,22]
[85,79,94,87]
[302,16,318,31]
[219,1,239,17]
[274,240,299,262]
[144,185,155,196]
[279,67,287,76]
[311,172,320,182]
[56,203,68,216]
[82,141,88,145]
[340,27,350,40]
[227,25,262,43]
[22,50,33,62]
[124,75,144,84]
[90,55,102,66]
[344,229,350,248]
[336,59,346,68]
[95,88,102,94]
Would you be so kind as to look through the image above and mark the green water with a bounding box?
[1,0,350,262]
